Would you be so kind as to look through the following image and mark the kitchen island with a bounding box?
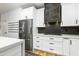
[0,37,25,56]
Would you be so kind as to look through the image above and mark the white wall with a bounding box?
[0,6,36,38]
[0,15,1,35]
[0,8,22,38]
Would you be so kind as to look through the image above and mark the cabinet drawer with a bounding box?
[43,44,63,49]
[33,41,42,46]
[33,37,39,39]
[49,37,63,42]
[33,40,42,45]
[33,36,44,39]
[43,40,63,48]
[33,45,41,49]
[43,46,63,55]
[33,43,42,50]
[43,37,63,42]
[33,37,44,42]
[48,42,62,48]
[48,47,63,55]
[33,38,42,42]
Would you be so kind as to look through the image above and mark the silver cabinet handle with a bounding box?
[49,43,54,45]
[63,37,69,40]
[36,46,39,47]
[70,40,72,45]
[50,38,54,40]
[76,19,78,24]
[49,48,54,50]
[37,37,39,38]
[36,41,40,42]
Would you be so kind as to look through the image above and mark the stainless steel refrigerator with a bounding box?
[19,19,33,50]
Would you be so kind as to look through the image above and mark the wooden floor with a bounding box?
[25,49,62,56]
[25,50,40,56]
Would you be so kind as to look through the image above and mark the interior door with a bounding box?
[62,3,76,26]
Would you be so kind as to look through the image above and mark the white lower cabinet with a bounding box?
[33,36,79,56]
[33,36,63,55]
[62,38,70,56]
[70,39,79,56]
[33,37,43,50]
[43,37,63,55]
[62,38,79,56]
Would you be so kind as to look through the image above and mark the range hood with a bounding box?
[44,3,61,35]
[45,21,61,35]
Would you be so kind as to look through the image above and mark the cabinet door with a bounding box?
[76,4,79,25]
[33,36,44,50]
[36,8,45,27]
[70,39,79,56]
[21,7,35,19]
[63,38,70,56]
[62,4,76,26]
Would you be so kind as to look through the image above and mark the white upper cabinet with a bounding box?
[35,8,45,27]
[76,4,79,25]
[21,7,35,19]
[61,4,76,26]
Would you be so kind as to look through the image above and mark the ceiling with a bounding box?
[0,3,44,14]
[21,3,44,9]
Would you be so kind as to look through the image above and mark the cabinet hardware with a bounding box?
[49,43,54,45]
[50,38,54,40]
[36,41,39,42]
[76,19,78,24]
[36,46,39,47]
[63,38,69,39]
[70,40,72,45]
[49,48,54,50]
[37,37,39,38]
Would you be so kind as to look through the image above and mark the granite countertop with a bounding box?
[34,34,79,39]
[0,36,24,53]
